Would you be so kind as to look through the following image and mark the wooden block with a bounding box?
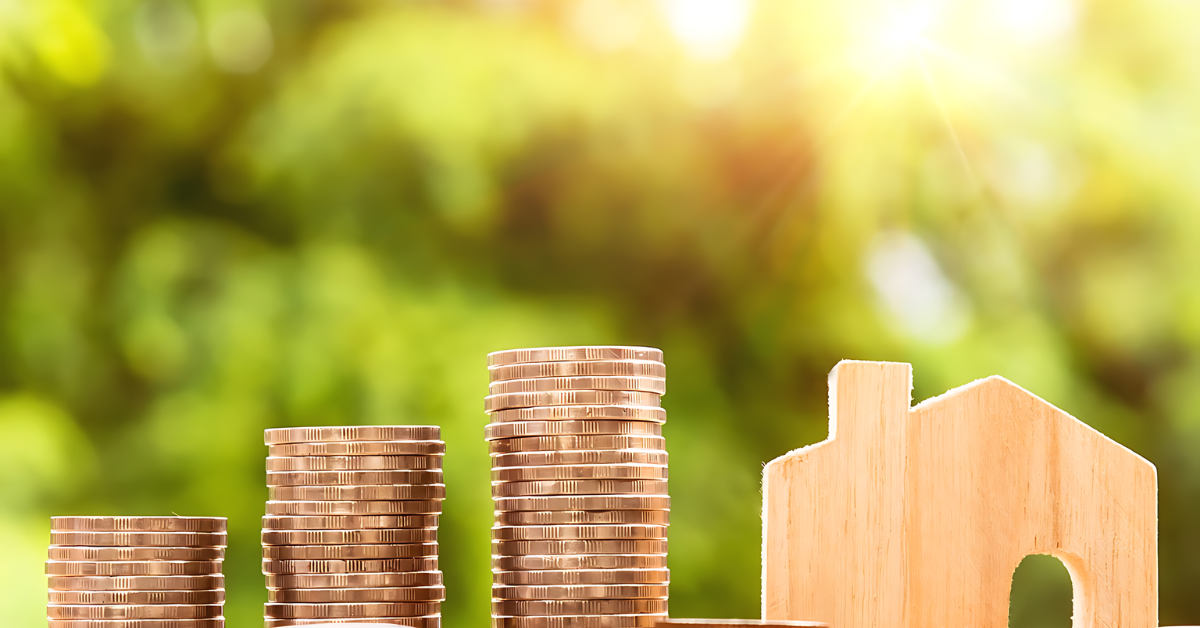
[763,360,1157,628]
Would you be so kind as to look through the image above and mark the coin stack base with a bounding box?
[487,347,670,628]
[46,517,228,628]
[263,426,446,628]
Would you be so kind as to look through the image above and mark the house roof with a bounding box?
[913,373,1153,469]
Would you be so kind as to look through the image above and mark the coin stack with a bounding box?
[262,426,446,628]
[486,346,669,628]
[46,516,227,628]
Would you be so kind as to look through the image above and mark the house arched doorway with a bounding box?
[1010,554,1073,628]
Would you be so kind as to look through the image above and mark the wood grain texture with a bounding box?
[762,360,1157,628]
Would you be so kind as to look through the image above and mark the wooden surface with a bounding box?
[762,360,1158,628]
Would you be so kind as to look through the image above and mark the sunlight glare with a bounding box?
[846,4,937,76]
[661,0,751,60]
[883,5,934,50]
[984,0,1076,45]
[915,52,978,188]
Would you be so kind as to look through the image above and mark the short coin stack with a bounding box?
[46,516,227,628]
[486,346,669,628]
[262,426,446,628]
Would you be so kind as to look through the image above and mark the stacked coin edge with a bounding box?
[47,516,227,628]
[487,346,669,628]
[262,425,446,628]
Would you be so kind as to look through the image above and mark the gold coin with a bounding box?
[46,575,224,591]
[267,456,442,472]
[485,391,661,413]
[491,451,668,469]
[269,485,446,502]
[261,557,438,574]
[656,621,829,628]
[263,543,438,560]
[494,511,669,526]
[261,528,437,545]
[48,591,226,605]
[263,616,440,627]
[493,569,669,585]
[491,584,669,600]
[47,605,223,620]
[490,436,665,455]
[491,615,665,628]
[265,426,441,445]
[492,480,668,498]
[270,441,446,457]
[487,347,663,367]
[489,377,666,396]
[491,525,667,541]
[46,561,224,576]
[488,406,666,424]
[268,586,446,603]
[491,539,667,556]
[47,620,225,628]
[48,547,225,562]
[267,470,444,487]
[265,572,442,589]
[263,602,441,618]
[49,532,227,548]
[265,501,442,516]
[494,495,669,512]
[489,361,666,383]
[51,518,227,533]
[262,515,438,530]
[492,555,667,571]
[492,465,666,482]
[485,422,662,441]
[490,599,668,615]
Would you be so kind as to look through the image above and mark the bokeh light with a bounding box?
[661,0,752,59]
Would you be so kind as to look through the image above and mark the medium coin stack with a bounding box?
[262,426,446,628]
[486,346,669,628]
[46,516,227,628]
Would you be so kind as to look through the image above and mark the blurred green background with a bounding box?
[1,0,1198,626]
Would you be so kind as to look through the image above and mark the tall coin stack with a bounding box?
[47,516,227,628]
[486,346,669,628]
[262,426,446,628]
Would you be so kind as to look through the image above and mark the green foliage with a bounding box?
[3,0,1200,626]
[1009,555,1074,628]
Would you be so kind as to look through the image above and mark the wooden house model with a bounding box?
[762,360,1157,628]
